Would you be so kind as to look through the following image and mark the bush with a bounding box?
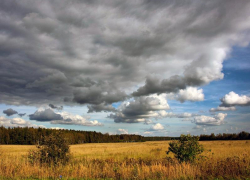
[28,132,70,166]
[166,134,204,163]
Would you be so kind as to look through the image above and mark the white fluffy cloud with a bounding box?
[175,87,204,103]
[149,123,165,131]
[53,111,103,126]
[210,91,250,112]
[0,116,44,128]
[143,131,153,135]
[221,91,250,106]
[116,129,128,134]
[50,127,65,130]
[108,94,170,123]
[158,111,198,119]
[193,113,227,126]
[157,110,174,118]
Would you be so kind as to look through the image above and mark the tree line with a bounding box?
[200,131,250,141]
[0,126,144,145]
[0,126,249,145]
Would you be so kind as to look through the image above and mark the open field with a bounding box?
[1,140,250,179]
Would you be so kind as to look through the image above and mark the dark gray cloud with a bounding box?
[73,86,127,105]
[18,113,26,117]
[3,108,18,116]
[132,67,220,97]
[0,0,250,107]
[132,76,189,96]
[70,77,96,88]
[29,108,63,121]
[49,104,63,111]
[87,103,117,113]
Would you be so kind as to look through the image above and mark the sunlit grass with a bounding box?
[1,140,250,179]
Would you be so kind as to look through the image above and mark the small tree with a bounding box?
[166,134,204,163]
[28,132,70,166]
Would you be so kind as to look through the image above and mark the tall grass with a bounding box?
[0,141,250,179]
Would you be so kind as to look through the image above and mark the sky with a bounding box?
[0,0,250,136]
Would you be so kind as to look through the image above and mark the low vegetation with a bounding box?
[0,140,250,179]
[28,132,70,166]
[167,134,204,163]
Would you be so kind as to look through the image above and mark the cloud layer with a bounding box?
[0,0,250,112]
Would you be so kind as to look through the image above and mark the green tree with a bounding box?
[28,132,70,166]
[167,134,204,163]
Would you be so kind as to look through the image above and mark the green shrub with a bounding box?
[28,132,70,166]
[166,134,204,163]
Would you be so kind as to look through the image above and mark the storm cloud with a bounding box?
[0,0,249,110]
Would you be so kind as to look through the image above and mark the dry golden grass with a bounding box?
[0,140,250,179]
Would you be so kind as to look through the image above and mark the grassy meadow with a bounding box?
[0,140,250,179]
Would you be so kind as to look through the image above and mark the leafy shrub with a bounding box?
[28,132,70,166]
[166,134,204,163]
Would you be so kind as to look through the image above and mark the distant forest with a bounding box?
[199,131,250,141]
[0,126,249,145]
